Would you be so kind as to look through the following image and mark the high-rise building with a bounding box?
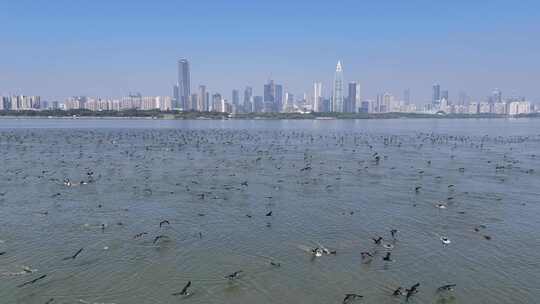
[243,86,253,111]
[432,84,441,106]
[458,91,468,105]
[253,96,263,113]
[177,59,191,110]
[441,90,449,102]
[332,61,344,112]
[284,92,295,112]
[211,93,222,112]
[232,89,240,106]
[403,89,411,105]
[313,82,323,112]
[197,85,207,111]
[275,84,283,112]
[347,82,360,113]
[492,88,502,103]
[173,84,179,109]
[263,80,283,112]
[263,80,275,112]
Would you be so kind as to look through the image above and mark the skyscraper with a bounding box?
[275,84,283,112]
[197,85,207,111]
[492,88,502,103]
[263,80,282,112]
[177,59,191,110]
[441,90,449,102]
[232,89,240,106]
[243,86,253,112]
[332,61,344,112]
[264,80,275,105]
[432,84,440,106]
[172,84,179,109]
[403,89,411,105]
[347,82,360,113]
[313,82,322,112]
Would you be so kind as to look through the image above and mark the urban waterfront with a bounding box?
[1,119,539,304]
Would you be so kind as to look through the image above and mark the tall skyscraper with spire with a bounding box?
[332,61,344,112]
[176,59,191,110]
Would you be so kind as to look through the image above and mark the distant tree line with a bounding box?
[0,109,537,119]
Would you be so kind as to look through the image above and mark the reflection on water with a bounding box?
[0,119,539,304]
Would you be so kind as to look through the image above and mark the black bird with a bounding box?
[390,229,398,239]
[393,287,403,296]
[372,236,383,244]
[134,232,148,239]
[172,281,191,296]
[0,251,6,256]
[241,181,248,186]
[265,211,272,216]
[270,261,281,267]
[17,274,47,288]
[406,283,420,301]
[159,220,170,228]
[383,252,392,261]
[153,235,167,244]
[63,248,83,260]
[437,284,456,292]
[415,186,422,193]
[225,270,243,280]
[343,293,363,303]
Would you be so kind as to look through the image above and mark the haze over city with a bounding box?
[2,0,539,103]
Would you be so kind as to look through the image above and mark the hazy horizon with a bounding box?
[2,0,539,103]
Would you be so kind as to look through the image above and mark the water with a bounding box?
[0,118,539,304]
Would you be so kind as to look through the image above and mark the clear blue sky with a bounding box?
[1,0,539,103]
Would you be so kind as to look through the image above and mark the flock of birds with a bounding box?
[0,127,538,304]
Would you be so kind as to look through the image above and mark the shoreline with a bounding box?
[0,110,540,120]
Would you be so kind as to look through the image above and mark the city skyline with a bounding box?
[1,1,539,102]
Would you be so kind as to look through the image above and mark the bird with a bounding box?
[17,274,47,288]
[312,248,323,257]
[405,283,420,301]
[133,232,147,239]
[172,281,191,296]
[225,270,243,280]
[159,220,170,228]
[265,211,272,216]
[390,229,398,239]
[0,251,6,256]
[372,236,383,244]
[270,261,281,267]
[393,287,403,296]
[440,236,451,245]
[343,293,363,303]
[383,243,394,249]
[383,252,392,261]
[153,235,168,244]
[437,284,456,292]
[63,248,83,260]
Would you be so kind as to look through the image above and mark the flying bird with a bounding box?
[63,248,83,260]
[172,281,192,296]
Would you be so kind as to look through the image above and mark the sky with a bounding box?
[1,0,539,103]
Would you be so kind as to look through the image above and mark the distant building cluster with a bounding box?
[1,94,172,112]
[1,58,537,116]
